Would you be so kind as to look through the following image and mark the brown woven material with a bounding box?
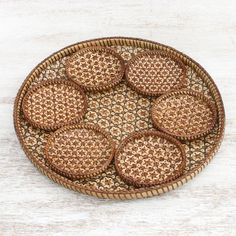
[14,37,225,200]
[22,79,87,131]
[125,50,187,96]
[151,90,217,140]
[45,123,115,180]
[115,131,186,187]
[66,46,125,92]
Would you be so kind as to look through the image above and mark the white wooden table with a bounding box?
[0,1,235,235]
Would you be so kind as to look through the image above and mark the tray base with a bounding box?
[14,37,225,199]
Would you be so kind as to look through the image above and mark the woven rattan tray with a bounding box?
[14,37,225,200]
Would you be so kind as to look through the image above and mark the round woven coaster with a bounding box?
[125,50,187,96]
[66,46,125,92]
[151,90,217,140]
[22,79,87,131]
[115,130,186,187]
[45,123,115,180]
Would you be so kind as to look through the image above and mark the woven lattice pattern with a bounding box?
[45,124,114,180]
[152,91,216,140]
[84,82,153,146]
[126,51,186,96]
[115,131,185,187]
[66,47,124,91]
[22,79,87,130]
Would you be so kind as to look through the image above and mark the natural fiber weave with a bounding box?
[22,79,87,130]
[125,50,187,96]
[14,37,225,200]
[45,123,115,180]
[151,90,217,140]
[66,46,125,92]
[115,130,186,187]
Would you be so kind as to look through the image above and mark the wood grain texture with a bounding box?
[0,0,235,235]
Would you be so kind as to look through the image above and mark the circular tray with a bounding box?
[14,37,225,200]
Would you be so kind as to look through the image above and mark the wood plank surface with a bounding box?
[0,0,235,235]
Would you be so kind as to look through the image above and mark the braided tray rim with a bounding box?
[14,37,225,200]
[22,78,88,131]
[65,46,125,92]
[151,89,217,140]
[114,130,186,187]
[125,50,187,96]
